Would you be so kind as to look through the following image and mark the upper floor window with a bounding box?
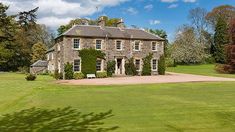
[74,59,81,72]
[152,59,157,71]
[96,40,102,50]
[96,60,102,71]
[73,39,80,49]
[134,41,140,51]
[57,44,60,51]
[152,42,157,51]
[135,59,141,71]
[116,40,122,50]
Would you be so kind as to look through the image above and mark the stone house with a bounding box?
[30,60,48,74]
[47,17,164,76]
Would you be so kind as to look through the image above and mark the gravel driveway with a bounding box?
[58,72,235,85]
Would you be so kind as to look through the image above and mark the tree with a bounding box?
[188,7,208,43]
[229,18,235,44]
[142,54,153,76]
[213,17,230,64]
[206,5,235,28]
[17,7,39,30]
[31,42,47,63]
[171,25,206,64]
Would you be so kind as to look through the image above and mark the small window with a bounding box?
[74,59,80,72]
[134,41,140,51]
[96,40,102,50]
[96,60,102,71]
[152,59,157,70]
[51,53,54,60]
[152,42,157,51]
[73,39,80,49]
[135,59,141,71]
[57,45,60,51]
[116,41,122,50]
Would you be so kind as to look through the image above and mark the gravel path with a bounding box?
[58,72,235,85]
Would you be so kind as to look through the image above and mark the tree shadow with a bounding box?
[0,107,118,132]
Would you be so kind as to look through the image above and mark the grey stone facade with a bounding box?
[48,21,164,76]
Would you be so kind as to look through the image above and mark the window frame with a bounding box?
[116,40,123,51]
[134,40,141,51]
[73,59,81,72]
[95,39,102,50]
[152,59,157,71]
[96,59,102,72]
[151,41,157,51]
[73,38,80,50]
[135,59,141,71]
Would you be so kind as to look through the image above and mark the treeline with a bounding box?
[0,3,54,71]
[169,5,235,65]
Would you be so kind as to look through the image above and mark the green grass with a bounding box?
[0,73,235,131]
[167,64,235,78]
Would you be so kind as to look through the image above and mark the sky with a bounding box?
[1,0,234,41]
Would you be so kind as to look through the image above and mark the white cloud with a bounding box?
[125,7,138,15]
[160,0,178,3]
[168,4,178,8]
[144,4,153,11]
[0,0,129,28]
[182,0,197,3]
[150,20,161,25]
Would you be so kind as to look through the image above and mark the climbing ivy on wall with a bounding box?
[142,53,153,76]
[79,48,105,76]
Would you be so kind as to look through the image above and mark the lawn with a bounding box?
[0,73,235,131]
[167,64,235,78]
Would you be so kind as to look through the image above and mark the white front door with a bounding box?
[115,58,125,75]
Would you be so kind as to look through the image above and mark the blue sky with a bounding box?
[1,0,234,41]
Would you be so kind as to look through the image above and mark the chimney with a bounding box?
[117,18,125,28]
[98,16,105,27]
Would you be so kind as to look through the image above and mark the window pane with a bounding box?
[96,60,102,71]
[74,39,80,49]
[135,41,140,50]
[116,41,121,50]
[135,59,140,70]
[152,42,156,51]
[74,59,80,71]
[96,40,102,49]
[152,59,157,70]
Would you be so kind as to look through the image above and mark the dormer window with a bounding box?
[134,41,140,51]
[96,40,102,50]
[116,40,122,50]
[73,39,80,49]
[152,42,157,51]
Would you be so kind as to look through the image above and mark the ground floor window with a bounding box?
[74,59,80,72]
[96,60,102,71]
[152,59,157,70]
[135,59,141,71]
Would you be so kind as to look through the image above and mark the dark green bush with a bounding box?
[107,61,116,77]
[142,54,153,76]
[54,69,63,80]
[158,55,166,75]
[79,48,105,76]
[64,62,74,80]
[74,72,85,79]
[125,58,137,76]
[25,74,36,81]
[96,72,108,78]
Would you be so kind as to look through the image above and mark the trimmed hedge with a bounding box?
[142,53,153,76]
[79,48,105,76]
[74,72,85,79]
[25,74,36,81]
[158,55,166,75]
[96,72,108,78]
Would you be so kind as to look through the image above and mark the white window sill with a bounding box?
[73,48,80,50]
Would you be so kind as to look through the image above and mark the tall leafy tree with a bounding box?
[213,17,230,64]
[31,42,47,63]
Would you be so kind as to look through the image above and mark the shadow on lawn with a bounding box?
[0,107,118,132]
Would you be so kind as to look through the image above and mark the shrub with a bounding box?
[204,55,215,64]
[79,48,105,76]
[54,69,63,80]
[18,66,29,74]
[215,64,233,74]
[64,62,74,80]
[125,58,137,76]
[25,74,37,81]
[165,58,177,67]
[96,72,108,78]
[74,72,85,79]
[107,61,116,77]
[158,55,166,75]
[142,54,153,76]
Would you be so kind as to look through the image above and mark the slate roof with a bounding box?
[31,60,48,67]
[61,25,164,41]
